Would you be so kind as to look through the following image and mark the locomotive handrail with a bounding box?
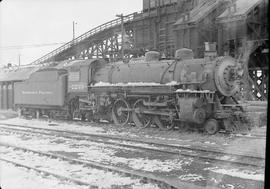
[29,12,140,65]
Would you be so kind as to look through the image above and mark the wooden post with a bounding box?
[36,110,40,119]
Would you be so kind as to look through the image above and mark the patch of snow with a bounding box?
[119,140,161,150]
[0,132,191,173]
[0,131,130,154]
[132,183,160,189]
[93,82,161,87]
[92,81,180,87]
[219,155,233,161]
[80,147,193,172]
[0,117,194,150]
[210,177,219,184]
[221,184,235,189]
[179,174,205,182]
[165,81,178,85]
[205,167,264,181]
[0,117,104,134]
[176,89,212,93]
[204,141,216,145]
[0,162,87,189]
[0,146,157,188]
[235,133,252,137]
[143,135,192,143]
[127,158,192,172]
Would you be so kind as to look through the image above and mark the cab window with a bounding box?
[68,71,80,81]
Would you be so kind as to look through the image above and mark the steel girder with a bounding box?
[42,25,135,63]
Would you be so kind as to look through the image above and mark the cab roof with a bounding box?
[54,59,105,69]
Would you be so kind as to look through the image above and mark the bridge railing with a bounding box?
[30,12,140,65]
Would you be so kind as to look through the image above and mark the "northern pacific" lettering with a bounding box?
[22,90,53,95]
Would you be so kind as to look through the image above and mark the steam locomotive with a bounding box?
[13,48,250,134]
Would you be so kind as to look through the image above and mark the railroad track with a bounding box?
[0,158,91,187]
[0,142,182,189]
[0,123,264,168]
[236,134,266,140]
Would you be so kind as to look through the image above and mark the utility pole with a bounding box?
[116,14,124,60]
[18,54,21,66]
[73,21,77,42]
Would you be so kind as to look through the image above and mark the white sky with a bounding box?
[0,0,142,66]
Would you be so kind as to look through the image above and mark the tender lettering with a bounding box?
[22,90,53,95]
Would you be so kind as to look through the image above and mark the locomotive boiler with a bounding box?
[85,48,248,134]
[93,49,241,97]
[14,48,250,134]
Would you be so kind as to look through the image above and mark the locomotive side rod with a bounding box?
[134,109,176,117]
[120,107,175,117]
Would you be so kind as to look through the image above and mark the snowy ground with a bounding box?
[0,112,266,189]
[0,116,266,158]
[0,162,88,189]
[0,125,265,189]
[0,146,159,188]
[0,161,160,189]
[0,129,194,173]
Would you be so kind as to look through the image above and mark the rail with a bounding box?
[30,12,140,65]
[0,123,265,166]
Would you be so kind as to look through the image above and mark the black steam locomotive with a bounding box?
[12,48,250,134]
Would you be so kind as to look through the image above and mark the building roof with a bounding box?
[0,59,107,83]
[174,0,221,25]
[0,66,40,82]
[217,0,262,19]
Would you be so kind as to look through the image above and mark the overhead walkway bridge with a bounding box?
[30,12,141,65]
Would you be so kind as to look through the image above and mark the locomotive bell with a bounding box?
[214,57,242,96]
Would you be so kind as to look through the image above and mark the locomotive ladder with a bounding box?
[29,12,139,65]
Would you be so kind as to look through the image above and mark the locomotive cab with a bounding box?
[65,59,105,94]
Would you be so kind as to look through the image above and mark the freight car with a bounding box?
[13,48,250,134]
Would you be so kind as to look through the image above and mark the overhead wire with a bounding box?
[0,42,67,50]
